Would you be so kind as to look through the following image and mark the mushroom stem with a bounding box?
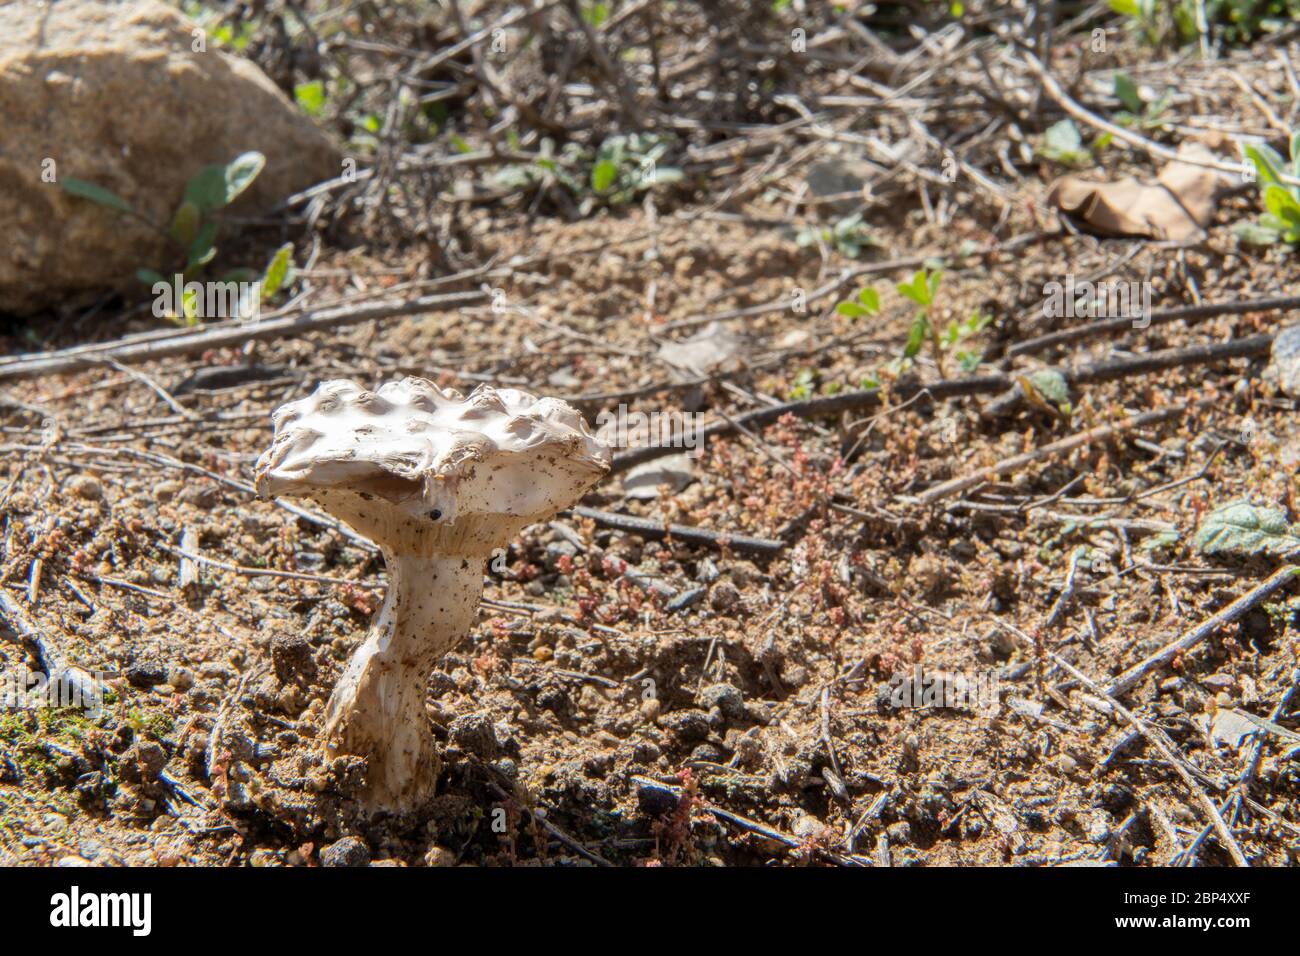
[322,550,484,812]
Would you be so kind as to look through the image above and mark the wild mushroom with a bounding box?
[254,378,609,812]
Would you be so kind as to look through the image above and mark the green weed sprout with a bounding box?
[60,152,297,324]
[1235,132,1300,247]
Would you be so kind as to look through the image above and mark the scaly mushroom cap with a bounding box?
[255,378,610,556]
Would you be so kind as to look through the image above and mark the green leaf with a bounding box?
[591,159,619,193]
[261,242,295,300]
[294,80,327,117]
[1139,530,1180,552]
[897,270,933,307]
[795,227,821,248]
[1194,501,1300,557]
[1113,73,1143,114]
[1109,0,1140,15]
[1265,184,1300,225]
[1027,368,1070,407]
[186,221,218,271]
[926,268,943,301]
[581,2,610,27]
[183,151,265,214]
[903,317,928,358]
[169,201,200,247]
[836,301,869,318]
[184,165,229,213]
[61,177,134,215]
[1246,143,1287,190]
[136,268,165,287]
[856,287,880,313]
[1234,221,1282,245]
[222,151,265,206]
[1044,119,1083,155]
[181,285,201,326]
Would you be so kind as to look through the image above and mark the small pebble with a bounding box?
[67,475,102,501]
[320,836,370,868]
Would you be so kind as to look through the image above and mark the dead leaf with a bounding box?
[1046,143,1227,240]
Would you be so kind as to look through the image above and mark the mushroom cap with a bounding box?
[255,378,610,555]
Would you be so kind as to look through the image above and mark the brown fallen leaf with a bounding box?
[1047,143,1227,240]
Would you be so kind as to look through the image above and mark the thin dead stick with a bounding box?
[917,403,1195,505]
[178,528,201,592]
[1010,295,1300,357]
[103,357,197,420]
[0,290,485,382]
[984,334,1272,418]
[630,775,871,866]
[571,506,786,555]
[1106,566,1300,698]
[485,780,612,866]
[159,544,383,588]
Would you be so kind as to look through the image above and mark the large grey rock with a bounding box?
[1265,325,1300,397]
[0,0,340,315]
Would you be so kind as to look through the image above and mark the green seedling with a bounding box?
[61,152,297,325]
[1112,73,1172,131]
[491,133,683,213]
[1235,132,1300,247]
[1038,120,1095,167]
[798,213,881,259]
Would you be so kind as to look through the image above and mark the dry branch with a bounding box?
[916,403,1197,505]
[1010,295,1300,358]
[572,506,786,555]
[0,291,485,382]
[1106,566,1300,698]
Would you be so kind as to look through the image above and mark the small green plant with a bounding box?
[1235,133,1300,247]
[1194,500,1300,557]
[125,708,175,743]
[589,134,683,204]
[1113,0,1300,47]
[1203,0,1300,43]
[491,134,682,213]
[943,309,995,373]
[798,213,880,258]
[1112,73,1172,130]
[1039,120,1093,167]
[60,152,297,325]
[294,80,328,117]
[834,286,880,319]
[1109,0,1166,46]
[836,268,991,382]
[787,367,817,400]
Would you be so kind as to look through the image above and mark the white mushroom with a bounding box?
[255,378,609,813]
